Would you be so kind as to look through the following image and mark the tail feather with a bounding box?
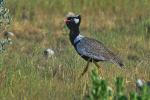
[111,56,124,67]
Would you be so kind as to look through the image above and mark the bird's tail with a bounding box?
[111,55,124,67]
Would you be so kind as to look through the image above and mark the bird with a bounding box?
[64,12,124,77]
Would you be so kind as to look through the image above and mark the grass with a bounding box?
[0,0,149,99]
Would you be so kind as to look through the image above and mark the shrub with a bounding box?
[0,0,12,53]
[88,70,150,100]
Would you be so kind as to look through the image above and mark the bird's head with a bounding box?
[64,12,81,31]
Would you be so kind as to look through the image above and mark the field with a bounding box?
[0,0,150,99]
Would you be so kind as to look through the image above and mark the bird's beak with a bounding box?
[64,19,71,23]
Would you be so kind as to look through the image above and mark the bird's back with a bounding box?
[75,37,124,67]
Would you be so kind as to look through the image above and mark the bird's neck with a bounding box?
[69,28,80,45]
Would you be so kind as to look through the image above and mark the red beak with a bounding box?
[64,19,71,23]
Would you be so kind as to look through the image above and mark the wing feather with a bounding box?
[76,37,115,61]
[75,37,124,67]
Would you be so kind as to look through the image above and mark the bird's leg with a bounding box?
[93,61,103,77]
[79,60,90,79]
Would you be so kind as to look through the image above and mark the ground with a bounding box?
[0,0,149,100]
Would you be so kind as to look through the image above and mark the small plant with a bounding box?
[0,0,11,31]
[138,85,150,100]
[114,77,127,100]
[87,70,112,100]
[88,70,150,100]
[0,38,12,52]
[0,0,12,53]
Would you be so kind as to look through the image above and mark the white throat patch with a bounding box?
[74,18,79,24]
[74,34,84,44]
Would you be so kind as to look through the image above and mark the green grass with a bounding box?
[0,0,149,99]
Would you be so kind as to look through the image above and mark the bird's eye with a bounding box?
[67,17,71,20]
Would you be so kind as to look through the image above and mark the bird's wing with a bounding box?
[76,37,116,61]
[76,37,109,60]
[76,37,124,67]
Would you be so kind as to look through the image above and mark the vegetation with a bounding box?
[0,0,11,52]
[0,0,149,99]
[0,0,11,31]
[87,70,150,100]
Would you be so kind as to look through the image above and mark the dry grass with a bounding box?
[0,0,149,99]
